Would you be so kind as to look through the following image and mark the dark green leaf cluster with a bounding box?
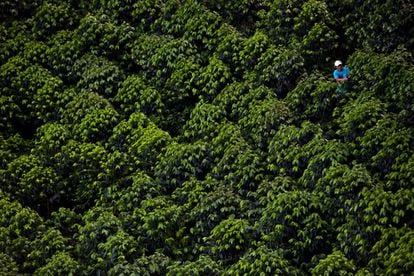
[1,0,413,274]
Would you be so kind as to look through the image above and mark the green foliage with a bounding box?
[314,164,372,224]
[131,0,166,29]
[0,133,31,171]
[76,207,137,273]
[369,227,414,275]
[226,246,303,275]
[358,114,413,178]
[334,97,387,141]
[21,40,47,64]
[212,81,256,121]
[90,0,135,21]
[213,81,293,127]
[207,216,253,264]
[286,72,338,121]
[108,112,171,172]
[310,250,356,275]
[102,171,160,213]
[114,74,163,116]
[127,34,196,83]
[76,13,135,58]
[255,176,300,207]
[29,2,78,40]
[129,124,171,171]
[0,94,20,133]
[385,152,414,192]
[76,107,119,143]
[1,61,69,128]
[239,94,291,149]
[0,198,44,273]
[135,197,189,256]
[54,140,109,208]
[72,54,125,97]
[259,0,306,44]
[299,139,350,189]
[344,0,414,52]
[167,255,222,275]
[267,121,323,177]
[1,0,413,274]
[49,207,81,237]
[1,154,62,214]
[291,0,338,66]
[61,91,112,125]
[77,208,116,273]
[27,228,67,269]
[361,185,413,231]
[125,33,200,131]
[43,30,83,77]
[181,3,223,51]
[0,0,42,18]
[0,252,19,275]
[107,112,153,151]
[337,183,414,265]
[0,21,32,64]
[0,54,31,92]
[214,24,245,76]
[349,50,414,112]
[197,55,232,100]
[155,141,212,192]
[211,135,264,191]
[239,31,271,70]
[34,251,80,276]
[108,252,171,276]
[165,58,200,99]
[250,45,305,96]
[32,123,71,158]
[258,190,331,264]
[202,0,253,24]
[183,101,227,141]
[173,178,248,245]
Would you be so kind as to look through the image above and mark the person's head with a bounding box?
[334,60,343,70]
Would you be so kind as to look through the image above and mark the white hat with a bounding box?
[334,60,342,67]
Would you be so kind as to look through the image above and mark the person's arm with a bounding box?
[334,70,348,82]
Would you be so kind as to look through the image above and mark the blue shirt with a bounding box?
[333,66,350,80]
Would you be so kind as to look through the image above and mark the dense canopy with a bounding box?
[1,0,413,274]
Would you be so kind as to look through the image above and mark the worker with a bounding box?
[333,60,351,95]
[333,60,351,82]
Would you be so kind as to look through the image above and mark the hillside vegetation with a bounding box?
[1,0,413,274]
